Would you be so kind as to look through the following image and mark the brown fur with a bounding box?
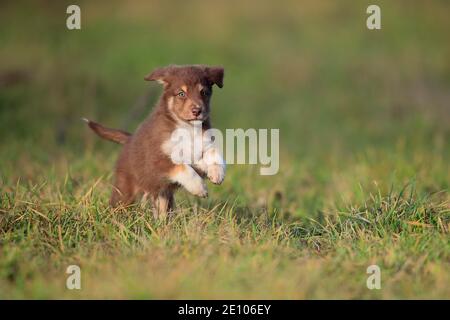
[83,119,131,144]
[85,65,224,217]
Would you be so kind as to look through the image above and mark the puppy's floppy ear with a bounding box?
[205,66,224,88]
[144,66,170,84]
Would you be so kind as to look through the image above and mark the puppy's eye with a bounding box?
[201,89,210,97]
[177,91,186,98]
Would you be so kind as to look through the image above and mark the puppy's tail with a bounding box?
[82,118,131,145]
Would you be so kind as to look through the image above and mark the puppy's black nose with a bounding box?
[192,107,202,117]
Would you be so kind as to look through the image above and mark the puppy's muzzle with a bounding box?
[192,107,202,118]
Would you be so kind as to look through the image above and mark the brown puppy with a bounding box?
[84,65,225,217]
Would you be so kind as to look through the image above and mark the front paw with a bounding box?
[207,164,225,185]
[190,180,208,198]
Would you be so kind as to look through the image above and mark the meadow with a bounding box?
[0,0,449,299]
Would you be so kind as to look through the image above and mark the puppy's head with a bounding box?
[145,65,224,123]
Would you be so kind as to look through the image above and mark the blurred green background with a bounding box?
[0,0,449,298]
[1,1,449,194]
[1,3,449,159]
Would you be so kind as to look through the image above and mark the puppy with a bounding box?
[84,64,226,217]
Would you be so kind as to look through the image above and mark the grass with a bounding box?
[0,0,449,299]
[1,177,448,298]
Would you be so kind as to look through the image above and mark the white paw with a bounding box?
[207,164,225,185]
[188,179,208,198]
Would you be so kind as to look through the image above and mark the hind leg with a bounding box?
[140,192,151,209]
[152,189,174,220]
[110,172,137,207]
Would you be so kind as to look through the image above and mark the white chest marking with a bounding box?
[162,121,212,165]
